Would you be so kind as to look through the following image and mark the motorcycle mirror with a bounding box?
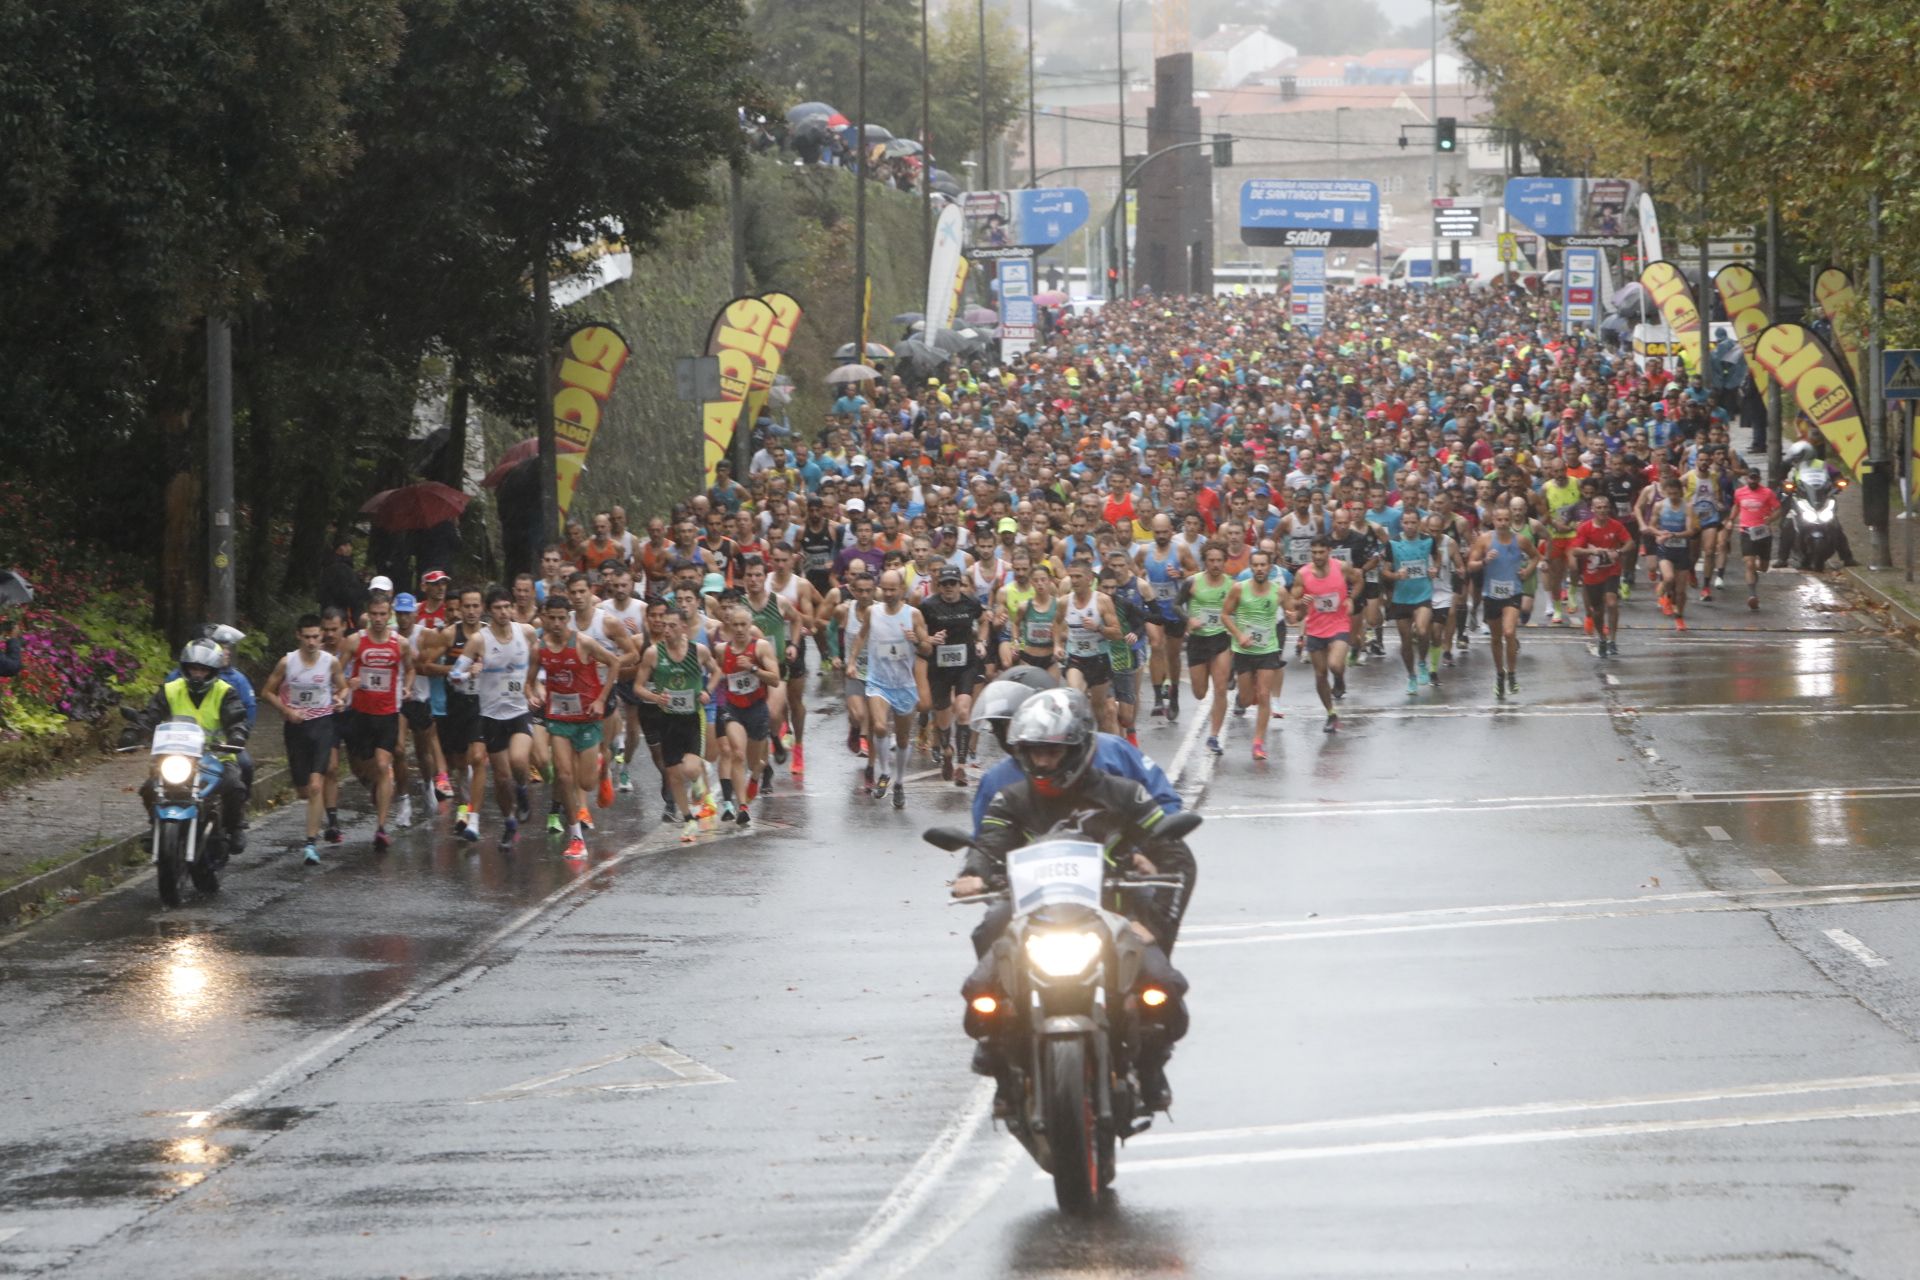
[1155,810,1203,842]
[922,826,975,853]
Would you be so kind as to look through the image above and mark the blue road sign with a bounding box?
[1239,179,1380,248]
[1010,188,1090,249]
[1884,349,1920,401]
[1503,177,1582,238]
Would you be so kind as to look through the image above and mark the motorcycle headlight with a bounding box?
[159,755,195,786]
[1812,507,1835,524]
[1025,930,1102,978]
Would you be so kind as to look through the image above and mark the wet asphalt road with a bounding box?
[5,571,1920,1277]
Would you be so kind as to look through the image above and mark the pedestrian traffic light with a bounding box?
[1212,133,1233,167]
[1436,118,1457,152]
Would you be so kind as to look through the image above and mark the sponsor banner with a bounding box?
[1562,247,1600,332]
[998,251,1036,360]
[1504,177,1580,237]
[1640,260,1701,369]
[1239,179,1380,248]
[741,291,801,443]
[926,204,966,332]
[1639,193,1663,265]
[1712,264,1772,396]
[1815,267,1868,396]
[945,257,970,336]
[1751,323,1868,474]
[700,296,777,486]
[1290,249,1327,335]
[551,324,632,520]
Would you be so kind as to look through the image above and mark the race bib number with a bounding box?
[936,644,968,668]
[1195,607,1222,630]
[727,670,759,694]
[549,692,584,718]
[505,678,524,697]
[664,688,697,714]
[806,550,831,571]
[1486,578,1517,600]
[1068,634,1102,657]
[1330,547,1353,563]
[1154,582,1176,601]
[1312,594,1341,614]
[1402,561,1428,580]
[880,640,907,661]
[291,686,325,709]
[1745,525,1772,539]
[1242,626,1269,647]
[362,668,393,692]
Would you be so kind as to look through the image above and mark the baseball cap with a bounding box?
[845,497,867,513]
[393,593,418,613]
[1253,464,1271,476]
[420,569,450,585]
[701,572,728,595]
[852,454,870,468]
[369,575,394,593]
[937,564,963,583]
[996,517,1019,533]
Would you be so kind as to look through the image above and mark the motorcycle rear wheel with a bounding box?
[1044,1038,1102,1214]
[156,824,185,908]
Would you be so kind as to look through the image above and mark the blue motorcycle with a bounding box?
[144,717,240,906]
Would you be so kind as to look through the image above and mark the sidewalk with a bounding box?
[0,700,292,924]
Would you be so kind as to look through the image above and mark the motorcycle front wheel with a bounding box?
[155,823,185,908]
[1044,1038,1102,1214]
[189,832,221,896]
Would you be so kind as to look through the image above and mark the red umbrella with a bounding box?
[360,482,470,532]
[481,437,584,490]
[826,112,849,127]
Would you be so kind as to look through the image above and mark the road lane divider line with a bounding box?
[872,1145,1022,1280]
[0,1228,23,1245]
[1751,868,1790,885]
[1704,825,1732,841]
[1183,878,1920,935]
[808,1078,994,1280]
[1131,1070,1920,1149]
[1179,890,1920,949]
[1824,928,1892,969]
[1104,1099,1920,1175]
[1206,781,1920,814]
[1205,788,1920,822]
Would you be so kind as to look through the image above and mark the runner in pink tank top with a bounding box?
[1290,537,1365,733]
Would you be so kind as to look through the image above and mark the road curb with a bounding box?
[1843,567,1920,630]
[0,763,293,928]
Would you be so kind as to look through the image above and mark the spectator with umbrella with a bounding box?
[0,569,30,678]
[317,532,365,618]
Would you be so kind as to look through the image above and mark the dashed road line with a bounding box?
[1751,868,1790,885]
[1824,928,1891,969]
[1704,825,1731,841]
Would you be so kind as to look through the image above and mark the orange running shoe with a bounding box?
[1674,616,1688,631]
[597,773,615,808]
[563,837,587,860]
[1583,616,1595,635]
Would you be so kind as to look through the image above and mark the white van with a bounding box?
[1386,243,1511,287]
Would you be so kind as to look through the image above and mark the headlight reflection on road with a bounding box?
[153,936,232,1025]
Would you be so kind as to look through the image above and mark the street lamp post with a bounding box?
[854,0,868,355]
[978,0,991,190]
[921,0,933,263]
[1027,0,1037,187]
[1115,0,1128,299]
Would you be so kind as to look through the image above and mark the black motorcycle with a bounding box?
[926,809,1201,1213]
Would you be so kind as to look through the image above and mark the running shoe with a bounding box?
[434,772,454,801]
[720,798,737,823]
[681,817,699,843]
[1407,675,1419,695]
[1417,666,1430,687]
[576,806,593,831]
[1368,639,1386,657]
[662,802,678,823]
[1232,703,1247,718]
[1583,616,1595,635]
[324,825,343,845]
[762,762,774,793]
[891,784,905,810]
[459,814,480,842]
[1675,617,1688,632]
[1207,736,1222,756]
[791,744,806,773]
[1332,673,1346,700]
[598,773,615,808]
[858,737,870,758]
[373,828,390,852]
[1352,649,1367,666]
[500,818,518,848]
[1507,673,1520,695]
[1495,674,1507,699]
[1620,581,1632,601]
[618,766,633,794]
[514,785,531,823]
[546,812,564,835]
[1660,596,1674,616]
[872,774,891,799]
[454,803,469,826]
[772,736,788,766]
[747,777,759,802]
[302,840,320,865]
[953,762,968,787]
[563,837,588,860]
[738,804,753,826]
[1441,652,1454,667]
[1748,594,1759,611]
[1701,587,1714,603]
[1251,740,1267,761]
[395,795,413,829]
[1323,713,1339,734]
[940,746,954,781]
[696,798,716,820]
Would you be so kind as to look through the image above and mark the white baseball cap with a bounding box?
[369,576,394,592]
[845,497,868,513]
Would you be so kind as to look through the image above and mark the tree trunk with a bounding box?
[281,400,337,596]
[239,307,279,616]
[440,354,470,490]
[152,338,203,649]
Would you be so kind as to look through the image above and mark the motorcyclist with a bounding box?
[1773,438,1858,568]
[967,667,1179,837]
[140,639,252,857]
[952,688,1196,1112]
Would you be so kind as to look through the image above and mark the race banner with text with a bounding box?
[1815,268,1869,396]
[1751,323,1867,474]
[741,291,802,443]
[552,324,632,520]
[1712,264,1772,396]
[701,295,779,486]
[1639,260,1701,371]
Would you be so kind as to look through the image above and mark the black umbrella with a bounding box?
[786,101,838,123]
[0,570,33,605]
[895,340,949,376]
[838,122,893,142]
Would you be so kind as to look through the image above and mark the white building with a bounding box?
[1194,26,1299,89]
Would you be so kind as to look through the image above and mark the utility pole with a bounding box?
[855,0,870,355]
[1427,0,1437,286]
[206,316,236,624]
[1869,189,1889,566]
[1697,162,1710,404]
[1116,0,1128,299]
[730,160,751,478]
[921,0,933,264]
[1766,195,1782,482]
[1027,0,1037,187]
[533,249,557,550]
[978,0,992,190]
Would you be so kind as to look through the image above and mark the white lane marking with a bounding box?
[0,1229,22,1245]
[1131,1071,1920,1149]
[196,824,759,1124]
[1824,928,1891,969]
[470,1043,731,1103]
[1183,878,1920,935]
[1325,706,1920,721]
[1641,747,1661,761]
[1704,825,1732,841]
[809,1079,994,1280]
[1751,868,1790,885]
[1106,1100,1920,1176]
[1205,781,1920,816]
[871,1145,1022,1280]
[1163,695,1213,794]
[1179,889,1920,949]
[1603,673,1620,686]
[1207,786,1920,823]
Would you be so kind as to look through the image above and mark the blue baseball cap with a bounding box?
[392,593,419,613]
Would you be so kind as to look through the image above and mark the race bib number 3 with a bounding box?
[549,692,584,718]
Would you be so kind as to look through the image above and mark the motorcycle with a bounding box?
[1781,469,1847,570]
[130,713,243,907]
[925,809,1202,1214]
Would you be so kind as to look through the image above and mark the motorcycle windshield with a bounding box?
[151,719,207,758]
[1007,840,1105,915]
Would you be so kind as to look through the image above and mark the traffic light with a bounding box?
[1436,117,1457,152]
[1212,133,1233,167]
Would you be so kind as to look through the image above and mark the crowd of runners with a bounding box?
[263,284,1791,856]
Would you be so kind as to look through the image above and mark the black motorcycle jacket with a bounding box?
[970,770,1196,950]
